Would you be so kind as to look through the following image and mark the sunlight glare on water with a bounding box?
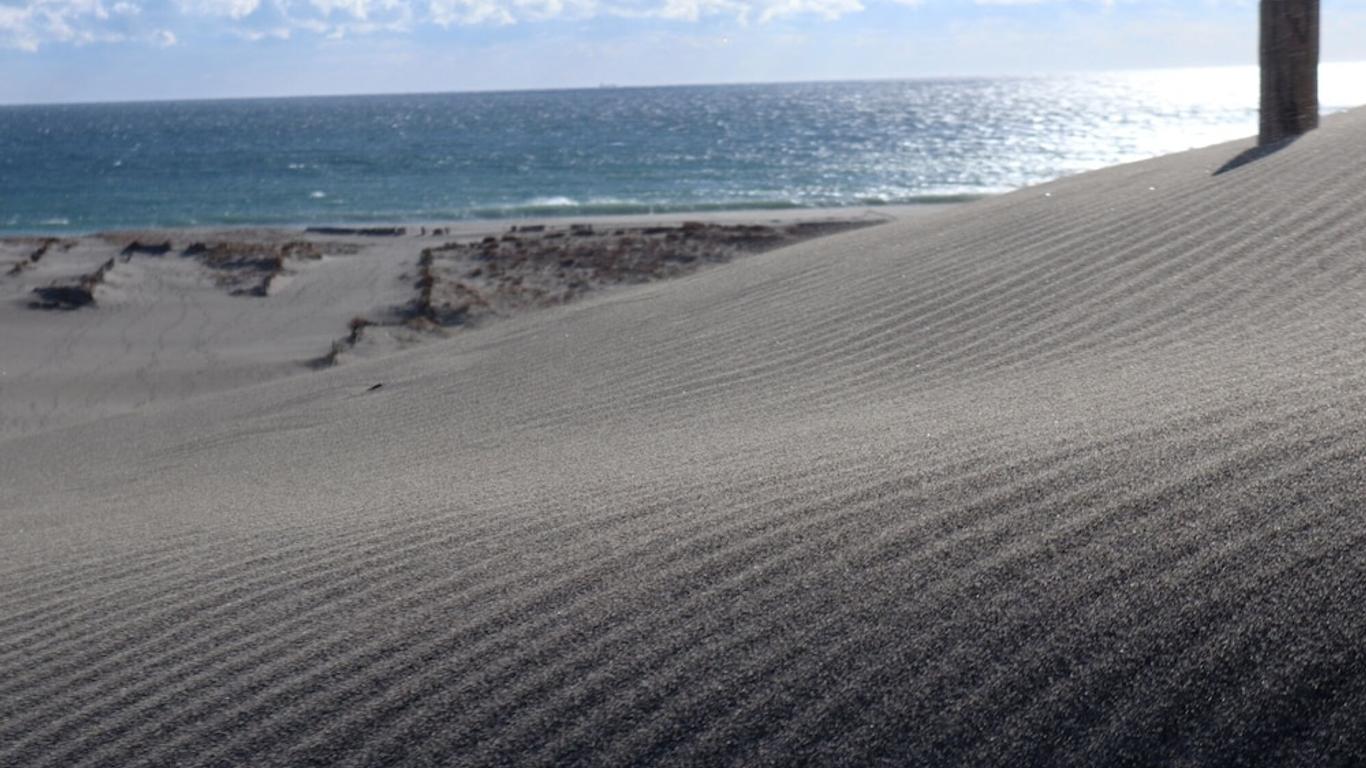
[1,64,1364,233]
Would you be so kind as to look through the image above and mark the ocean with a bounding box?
[2,64,1364,235]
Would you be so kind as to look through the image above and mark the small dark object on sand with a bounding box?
[6,239,53,274]
[367,383,384,392]
[29,239,56,263]
[31,284,95,309]
[347,316,372,344]
[122,240,172,259]
[30,256,114,309]
[305,226,406,237]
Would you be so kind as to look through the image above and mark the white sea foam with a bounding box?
[525,196,578,207]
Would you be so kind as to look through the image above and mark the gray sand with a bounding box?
[0,211,892,437]
[3,113,1366,765]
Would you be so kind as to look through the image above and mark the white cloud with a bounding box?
[0,4,41,51]
[0,0,139,50]
[757,0,860,22]
[0,0,1325,52]
[621,0,747,22]
[429,0,512,25]
[0,0,886,49]
[177,0,261,18]
[309,0,410,19]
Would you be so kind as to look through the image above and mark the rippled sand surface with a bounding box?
[4,110,1366,765]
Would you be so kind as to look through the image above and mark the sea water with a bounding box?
[2,64,1364,234]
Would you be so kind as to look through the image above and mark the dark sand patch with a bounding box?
[28,256,113,309]
[315,218,880,366]
[407,220,877,327]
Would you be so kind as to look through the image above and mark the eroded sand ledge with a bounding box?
[0,209,895,438]
[5,111,1366,766]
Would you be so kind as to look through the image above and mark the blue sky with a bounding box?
[3,0,1366,103]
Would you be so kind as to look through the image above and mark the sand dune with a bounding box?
[0,216,884,438]
[0,231,415,437]
[4,109,1366,766]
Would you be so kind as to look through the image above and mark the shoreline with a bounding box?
[0,201,974,240]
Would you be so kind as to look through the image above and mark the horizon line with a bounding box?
[8,61,1357,109]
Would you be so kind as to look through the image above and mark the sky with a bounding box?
[2,0,1366,103]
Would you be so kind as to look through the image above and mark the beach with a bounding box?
[0,207,898,438]
[4,105,1366,767]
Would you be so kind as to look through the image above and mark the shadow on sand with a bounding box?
[1214,136,1300,176]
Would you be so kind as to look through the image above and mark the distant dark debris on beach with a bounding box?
[30,257,114,310]
[402,219,879,331]
[120,241,172,259]
[5,238,62,276]
[305,226,407,237]
[312,217,880,367]
[182,239,325,297]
